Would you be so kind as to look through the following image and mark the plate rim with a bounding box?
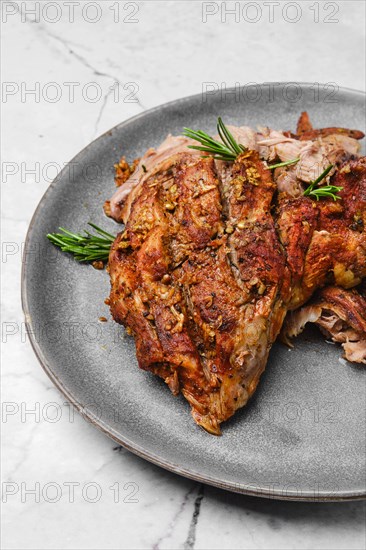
[21,82,366,502]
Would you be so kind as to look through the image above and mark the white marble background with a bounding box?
[1,1,366,549]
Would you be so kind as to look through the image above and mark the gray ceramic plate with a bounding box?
[22,83,366,501]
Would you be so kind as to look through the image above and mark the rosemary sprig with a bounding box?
[303,164,342,201]
[268,157,300,169]
[47,223,115,262]
[305,185,343,201]
[183,117,246,162]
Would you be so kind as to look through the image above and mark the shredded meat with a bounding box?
[281,286,366,364]
[108,114,363,221]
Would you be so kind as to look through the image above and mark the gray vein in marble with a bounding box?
[90,448,131,478]
[19,7,114,80]
[17,5,146,137]
[92,86,116,139]
[2,370,33,380]
[184,484,205,550]
[152,482,197,550]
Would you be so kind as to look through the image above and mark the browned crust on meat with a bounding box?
[329,157,366,230]
[299,128,365,141]
[114,156,140,187]
[296,111,313,135]
[222,151,290,299]
[276,196,318,297]
[108,150,293,433]
[295,110,364,141]
[276,157,366,309]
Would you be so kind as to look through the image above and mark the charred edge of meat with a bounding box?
[296,111,313,135]
[114,156,140,187]
[295,112,364,141]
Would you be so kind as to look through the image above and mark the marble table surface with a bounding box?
[2,1,365,548]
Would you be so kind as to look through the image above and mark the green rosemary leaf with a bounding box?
[304,165,334,197]
[47,223,115,263]
[183,118,245,162]
[306,185,343,201]
[268,157,300,170]
[303,164,341,201]
[310,164,334,187]
[87,223,115,240]
[218,117,242,156]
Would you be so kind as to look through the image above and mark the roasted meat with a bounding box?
[275,156,366,309]
[107,113,365,433]
[109,150,292,434]
[108,135,198,223]
[281,286,366,364]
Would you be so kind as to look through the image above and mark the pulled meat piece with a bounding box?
[268,111,362,195]
[107,112,363,219]
[281,286,366,364]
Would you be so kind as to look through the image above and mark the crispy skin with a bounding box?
[109,150,291,433]
[295,111,364,141]
[173,151,291,431]
[109,154,213,401]
[299,128,364,141]
[109,153,230,434]
[296,111,313,135]
[108,136,199,223]
[222,151,291,343]
[276,157,366,309]
[330,157,366,229]
[281,286,366,364]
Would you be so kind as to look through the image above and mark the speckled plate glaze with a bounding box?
[22,83,366,501]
